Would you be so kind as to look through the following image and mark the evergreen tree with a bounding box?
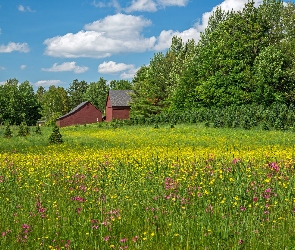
[49,126,63,144]
[4,124,12,138]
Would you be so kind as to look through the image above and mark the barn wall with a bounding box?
[105,95,113,122]
[112,107,130,120]
[57,103,102,127]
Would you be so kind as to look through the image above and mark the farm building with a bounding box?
[105,90,133,121]
[56,101,102,127]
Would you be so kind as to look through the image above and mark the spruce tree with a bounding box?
[49,125,63,144]
[4,124,12,138]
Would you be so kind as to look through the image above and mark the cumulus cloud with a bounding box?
[153,0,264,51]
[98,61,134,74]
[44,13,156,58]
[153,28,200,51]
[0,66,5,70]
[42,62,89,74]
[18,5,36,12]
[0,81,6,86]
[125,0,188,12]
[98,61,138,79]
[20,65,26,70]
[125,0,157,13]
[0,42,30,53]
[120,67,139,79]
[35,80,62,87]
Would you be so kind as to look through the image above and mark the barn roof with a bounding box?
[56,101,97,120]
[109,90,133,107]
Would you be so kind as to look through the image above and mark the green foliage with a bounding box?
[49,126,63,144]
[40,86,69,124]
[67,79,88,109]
[35,125,42,135]
[0,79,41,125]
[84,77,109,113]
[131,37,197,117]
[170,0,295,110]
[109,80,133,90]
[18,122,29,137]
[4,124,12,138]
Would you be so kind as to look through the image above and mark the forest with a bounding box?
[1,0,295,127]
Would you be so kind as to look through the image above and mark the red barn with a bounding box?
[56,101,102,127]
[105,90,133,122]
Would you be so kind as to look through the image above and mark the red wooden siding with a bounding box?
[112,107,130,120]
[106,95,113,122]
[56,102,102,127]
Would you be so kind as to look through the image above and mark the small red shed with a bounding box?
[105,90,133,122]
[56,101,102,127]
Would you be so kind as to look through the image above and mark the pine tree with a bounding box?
[49,126,63,144]
[18,122,28,136]
[4,124,12,138]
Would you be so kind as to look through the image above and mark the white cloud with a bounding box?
[18,5,25,11]
[0,81,6,86]
[98,61,138,79]
[20,65,26,70]
[35,80,62,87]
[44,14,156,58]
[125,0,157,13]
[18,5,36,12]
[98,61,134,74]
[153,28,200,51]
[0,66,5,70]
[125,0,188,12]
[0,28,2,35]
[157,0,189,7]
[92,0,121,11]
[42,62,89,74]
[153,0,264,51]
[0,42,30,53]
[120,67,139,79]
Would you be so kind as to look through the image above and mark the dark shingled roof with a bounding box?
[56,101,90,120]
[109,90,133,107]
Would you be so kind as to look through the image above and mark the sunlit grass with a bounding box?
[1,123,295,249]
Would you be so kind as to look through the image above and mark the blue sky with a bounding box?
[0,0,293,90]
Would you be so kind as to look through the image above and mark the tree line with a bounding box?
[130,0,295,117]
[0,78,132,126]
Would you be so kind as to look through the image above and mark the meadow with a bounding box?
[1,123,295,249]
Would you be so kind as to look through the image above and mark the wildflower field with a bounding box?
[1,124,295,249]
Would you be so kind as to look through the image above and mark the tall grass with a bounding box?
[1,124,295,249]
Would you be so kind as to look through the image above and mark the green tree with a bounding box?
[67,79,88,109]
[109,80,133,90]
[172,0,293,109]
[41,86,70,125]
[36,86,46,104]
[49,125,63,144]
[0,79,41,125]
[131,35,197,117]
[84,77,109,113]
[18,81,42,126]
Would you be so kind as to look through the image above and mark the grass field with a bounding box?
[1,123,295,249]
